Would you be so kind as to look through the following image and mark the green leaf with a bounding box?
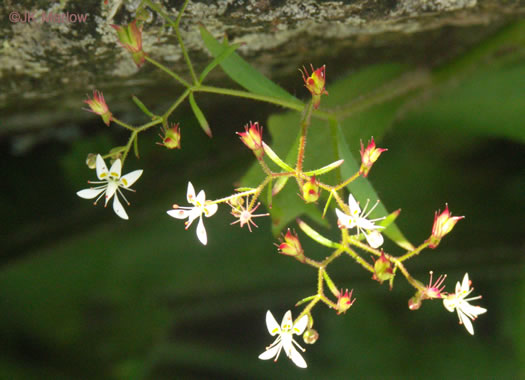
[132,96,155,118]
[336,125,415,251]
[188,92,212,137]
[199,26,303,105]
[199,42,242,83]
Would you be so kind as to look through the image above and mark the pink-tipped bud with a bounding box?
[373,252,395,284]
[427,204,464,248]
[84,90,112,126]
[111,20,146,67]
[299,64,328,109]
[301,176,320,204]
[236,121,264,159]
[303,328,319,344]
[278,229,304,261]
[336,288,355,315]
[359,137,387,177]
[158,123,181,149]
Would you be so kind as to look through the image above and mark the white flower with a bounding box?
[166,182,218,245]
[258,310,308,368]
[443,273,487,335]
[77,155,143,220]
[335,194,385,248]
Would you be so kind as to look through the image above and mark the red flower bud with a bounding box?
[111,20,146,67]
[84,90,112,126]
[278,229,304,261]
[299,64,328,109]
[301,176,320,204]
[336,288,355,315]
[428,204,464,248]
[236,121,264,159]
[359,137,387,177]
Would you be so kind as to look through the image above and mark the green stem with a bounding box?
[195,85,335,121]
[174,0,198,84]
[398,241,430,262]
[295,100,314,177]
[111,118,136,132]
[163,88,191,120]
[145,56,191,88]
[121,130,138,166]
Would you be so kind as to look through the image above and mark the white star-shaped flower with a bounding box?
[77,154,143,220]
[335,194,385,248]
[258,310,308,368]
[166,182,218,245]
[443,273,487,335]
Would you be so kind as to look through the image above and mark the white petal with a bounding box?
[96,155,109,180]
[196,217,208,245]
[457,309,474,335]
[335,208,352,228]
[109,159,122,178]
[281,310,293,330]
[293,314,309,335]
[443,297,456,312]
[186,208,202,227]
[120,169,143,188]
[258,344,280,361]
[356,218,378,231]
[112,196,128,220]
[204,203,218,217]
[365,230,384,248]
[265,311,280,336]
[195,190,206,206]
[167,209,191,219]
[288,346,307,368]
[461,273,470,292]
[187,182,196,204]
[462,303,487,318]
[77,188,105,199]
[104,181,119,206]
[348,194,361,216]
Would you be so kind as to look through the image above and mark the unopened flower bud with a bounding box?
[359,137,387,177]
[84,90,112,126]
[301,176,320,203]
[111,20,146,67]
[373,252,395,283]
[158,123,181,149]
[427,204,464,249]
[336,288,355,315]
[300,64,328,109]
[408,293,423,310]
[86,153,97,169]
[236,121,264,159]
[278,229,304,261]
[303,328,319,344]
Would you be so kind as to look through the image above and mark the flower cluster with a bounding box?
[76,36,484,370]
